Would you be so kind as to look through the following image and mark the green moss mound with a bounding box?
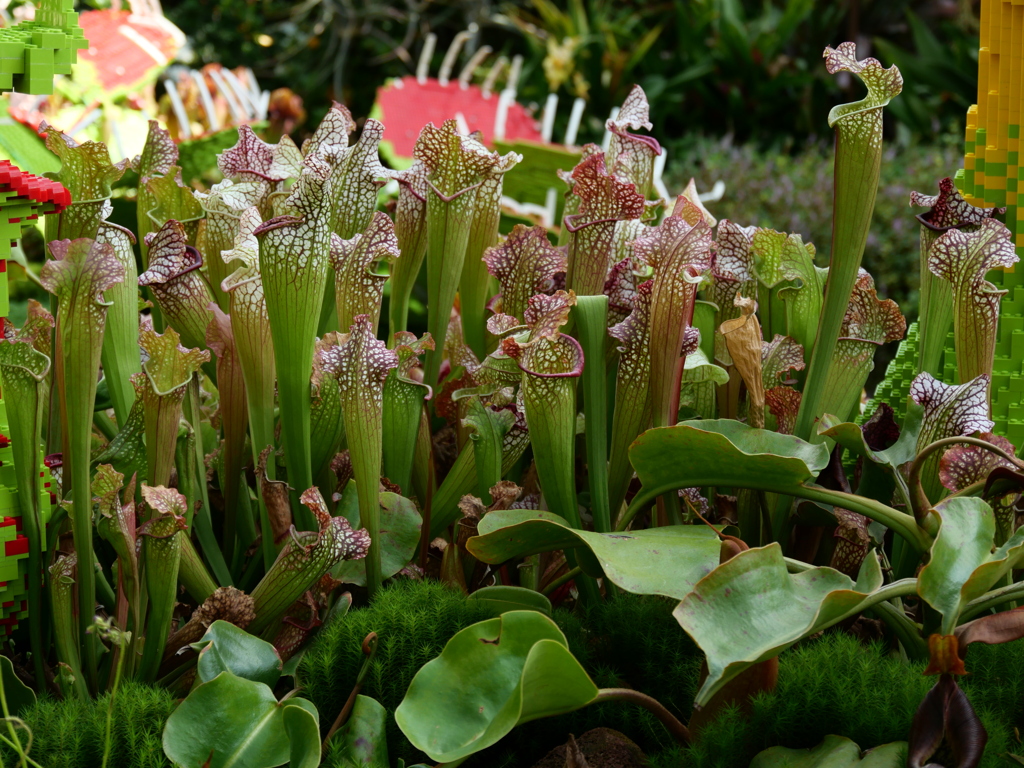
[299,580,502,764]
[309,581,1024,768]
[0,682,174,767]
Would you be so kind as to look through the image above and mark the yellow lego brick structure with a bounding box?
[953,0,1024,446]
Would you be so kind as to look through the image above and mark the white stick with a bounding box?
[544,186,558,229]
[563,97,586,147]
[416,33,437,84]
[191,69,221,131]
[162,78,192,139]
[458,45,491,90]
[507,54,523,94]
[540,93,558,143]
[439,26,476,87]
[482,55,507,99]
[652,147,670,202]
[601,106,618,151]
[493,89,513,141]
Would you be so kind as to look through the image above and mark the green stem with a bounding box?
[575,297,611,533]
[592,688,690,746]
[101,633,129,768]
[185,379,233,586]
[622,481,930,554]
[541,566,581,597]
[868,600,927,660]
[958,581,1024,623]
[907,436,1018,520]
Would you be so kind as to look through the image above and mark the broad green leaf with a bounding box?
[469,509,721,600]
[330,694,389,768]
[633,196,712,427]
[162,670,320,768]
[193,620,283,688]
[917,495,1024,633]
[395,611,599,763]
[927,217,1018,384]
[751,735,906,768]
[673,543,885,707]
[793,44,902,441]
[283,700,322,768]
[468,586,553,617]
[818,401,922,472]
[0,655,35,717]
[333,490,422,587]
[629,420,830,501]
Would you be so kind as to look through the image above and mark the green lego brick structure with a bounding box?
[0,0,88,95]
[865,0,1024,447]
[953,0,1024,447]
[0,161,68,636]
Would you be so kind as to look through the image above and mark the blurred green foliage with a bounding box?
[161,0,980,147]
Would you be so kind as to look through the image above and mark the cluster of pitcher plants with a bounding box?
[2,40,1024,766]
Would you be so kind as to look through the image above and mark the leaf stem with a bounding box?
[907,436,1019,521]
[621,481,930,553]
[541,566,581,597]
[593,688,690,746]
[958,580,1024,622]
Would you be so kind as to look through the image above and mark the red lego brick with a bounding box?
[5,538,28,557]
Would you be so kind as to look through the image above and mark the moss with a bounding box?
[0,682,174,767]
[300,580,501,765]
[310,583,1024,768]
[686,633,1024,768]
